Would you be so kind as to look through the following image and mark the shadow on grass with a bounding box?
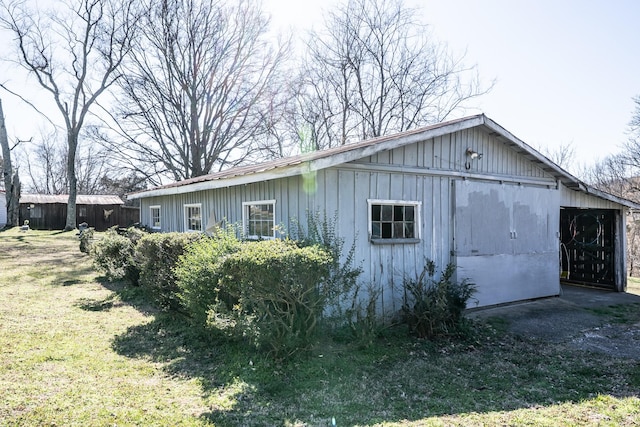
[79,278,161,316]
[41,259,97,287]
[105,284,640,426]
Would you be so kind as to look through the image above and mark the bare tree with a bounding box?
[618,97,640,173]
[292,0,491,150]
[542,142,576,170]
[537,142,581,175]
[22,128,116,195]
[629,95,640,133]
[582,154,640,200]
[0,0,138,230]
[581,96,640,275]
[105,0,288,183]
[584,97,640,200]
[23,130,66,195]
[0,99,20,227]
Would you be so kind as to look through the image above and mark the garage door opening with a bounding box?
[560,208,616,289]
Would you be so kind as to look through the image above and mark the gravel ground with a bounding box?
[469,284,640,359]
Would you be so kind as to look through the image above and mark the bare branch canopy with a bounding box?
[0,0,139,229]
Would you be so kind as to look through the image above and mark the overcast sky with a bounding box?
[2,0,640,174]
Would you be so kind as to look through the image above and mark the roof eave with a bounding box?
[129,114,487,199]
[481,116,583,188]
[481,117,640,209]
[579,184,640,210]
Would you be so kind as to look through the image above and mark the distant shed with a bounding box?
[19,194,139,231]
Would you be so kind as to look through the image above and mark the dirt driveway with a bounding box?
[469,284,640,359]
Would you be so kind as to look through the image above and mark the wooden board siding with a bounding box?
[353,127,554,182]
[559,185,624,209]
[19,204,139,231]
[138,134,627,313]
[140,168,455,318]
[133,115,637,311]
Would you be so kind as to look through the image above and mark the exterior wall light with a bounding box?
[465,148,483,170]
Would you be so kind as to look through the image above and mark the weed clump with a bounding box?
[402,259,476,339]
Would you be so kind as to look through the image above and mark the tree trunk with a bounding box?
[65,130,78,231]
[0,99,20,227]
[8,171,20,227]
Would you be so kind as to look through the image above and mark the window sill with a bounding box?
[245,235,276,241]
[370,238,420,245]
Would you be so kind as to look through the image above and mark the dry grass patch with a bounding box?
[0,229,209,426]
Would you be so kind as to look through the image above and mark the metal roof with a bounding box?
[128,115,483,199]
[127,114,640,209]
[20,194,124,205]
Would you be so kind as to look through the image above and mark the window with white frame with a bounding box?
[242,200,275,239]
[78,206,87,217]
[368,199,421,243]
[150,205,161,229]
[184,203,202,232]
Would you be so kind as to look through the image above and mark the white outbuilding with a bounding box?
[129,114,639,313]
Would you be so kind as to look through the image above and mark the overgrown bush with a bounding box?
[90,228,137,282]
[175,228,242,325]
[215,239,333,359]
[122,226,146,245]
[175,215,365,359]
[402,260,476,339]
[291,212,364,329]
[135,232,204,310]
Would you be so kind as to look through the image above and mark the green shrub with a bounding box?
[175,229,242,325]
[402,260,476,339]
[291,212,363,327]
[216,239,333,359]
[135,232,204,311]
[90,229,137,282]
[122,226,146,245]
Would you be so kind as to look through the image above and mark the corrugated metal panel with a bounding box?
[454,180,561,307]
[20,194,124,205]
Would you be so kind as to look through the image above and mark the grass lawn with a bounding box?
[1,229,640,426]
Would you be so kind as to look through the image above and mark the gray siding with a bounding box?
[140,167,455,318]
[454,180,561,307]
[137,125,631,312]
[354,127,553,181]
[559,184,623,209]
[0,196,5,227]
